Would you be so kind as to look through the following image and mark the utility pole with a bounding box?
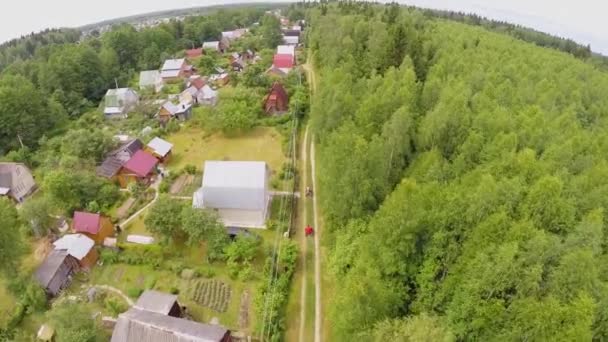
[114,78,119,89]
[17,134,24,149]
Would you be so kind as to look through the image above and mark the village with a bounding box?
[0,8,310,342]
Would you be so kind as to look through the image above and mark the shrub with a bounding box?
[159,181,170,193]
[105,297,127,316]
[184,164,198,175]
[100,249,120,264]
[197,267,216,278]
[170,287,180,295]
[127,288,143,298]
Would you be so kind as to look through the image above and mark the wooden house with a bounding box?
[160,58,193,82]
[35,250,79,296]
[72,211,114,245]
[97,139,143,182]
[146,137,174,163]
[264,82,289,115]
[118,150,158,187]
[52,234,98,269]
[0,162,37,203]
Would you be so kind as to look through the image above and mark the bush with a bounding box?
[159,181,170,193]
[104,297,128,316]
[184,164,198,175]
[100,249,120,264]
[197,267,216,278]
[170,286,180,295]
[127,288,143,298]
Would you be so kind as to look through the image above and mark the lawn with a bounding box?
[166,126,286,177]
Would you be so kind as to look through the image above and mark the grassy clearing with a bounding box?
[166,126,286,175]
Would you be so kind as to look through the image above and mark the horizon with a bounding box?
[0,0,607,55]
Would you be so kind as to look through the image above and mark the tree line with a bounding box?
[307,2,608,340]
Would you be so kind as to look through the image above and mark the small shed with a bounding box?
[72,211,114,245]
[146,137,173,163]
[35,250,79,296]
[134,290,181,317]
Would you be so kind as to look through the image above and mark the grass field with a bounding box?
[166,126,286,176]
[0,278,16,329]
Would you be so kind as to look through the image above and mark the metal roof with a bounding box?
[162,58,186,71]
[35,250,71,288]
[147,137,173,158]
[52,234,95,260]
[200,161,268,211]
[139,70,160,87]
[134,290,178,315]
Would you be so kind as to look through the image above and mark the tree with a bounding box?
[259,15,282,49]
[0,198,23,275]
[181,206,225,246]
[225,235,261,264]
[144,196,184,239]
[103,25,142,70]
[20,196,55,237]
[59,128,114,162]
[43,170,120,214]
[210,87,260,134]
[47,302,101,342]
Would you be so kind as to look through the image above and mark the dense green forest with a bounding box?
[308,2,608,341]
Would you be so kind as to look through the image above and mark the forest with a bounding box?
[307,2,608,341]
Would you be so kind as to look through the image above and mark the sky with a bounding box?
[0,0,607,54]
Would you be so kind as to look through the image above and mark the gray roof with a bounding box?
[134,290,178,315]
[35,250,71,288]
[111,308,229,342]
[162,58,186,71]
[200,161,268,211]
[97,139,144,178]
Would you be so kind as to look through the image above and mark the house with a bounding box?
[103,88,139,119]
[139,70,163,93]
[72,211,114,245]
[202,41,224,53]
[118,150,159,187]
[193,161,270,228]
[282,27,301,37]
[277,45,296,60]
[200,85,219,106]
[146,137,173,163]
[264,82,289,115]
[229,53,246,72]
[188,76,207,91]
[52,234,98,269]
[0,162,36,203]
[185,47,204,59]
[35,250,79,296]
[157,101,192,124]
[97,139,143,181]
[161,58,193,82]
[111,290,231,342]
[282,35,299,46]
[266,54,294,76]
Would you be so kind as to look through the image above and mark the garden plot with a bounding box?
[190,279,232,312]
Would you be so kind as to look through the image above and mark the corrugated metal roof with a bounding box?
[52,234,94,260]
[277,45,295,56]
[147,137,173,158]
[123,151,158,177]
[162,58,186,71]
[139,70,160,87]
[112,308,229,342]
[73,211,101,234]
[134,290,177,315]
[35,250,70,288]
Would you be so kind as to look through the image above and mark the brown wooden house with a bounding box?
[263,82,289,115]
[52,234,98,269]
[72,211,114,245]
[35,250,79,296]
[117,150,159,188]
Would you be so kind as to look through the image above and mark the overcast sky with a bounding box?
[1,0,607,54]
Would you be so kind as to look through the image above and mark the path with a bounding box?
[298,126,310,342]
[270,190,301,198]
[118,177,161,228]
[89,284,134,306]
[311,140,322,342]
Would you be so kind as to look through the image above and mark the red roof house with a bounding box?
[118,150,158,188]
[72,211,114,244]
[189,77,206,90]
[273,54,294,69]
[263,82,289,115]
[185,48,204,59]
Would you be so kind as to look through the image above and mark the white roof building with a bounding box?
[147,137,173,158]
[283,35,299,46]
[52,234,95,261]
[193,161,270,228]
[277,45,295,57]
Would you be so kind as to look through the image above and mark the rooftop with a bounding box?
[162,58,186,71]
[147,137,173,158]
[123,150,158,177]
[52,234,95,260]
[72,211,101,234]
[134,290,178,315]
